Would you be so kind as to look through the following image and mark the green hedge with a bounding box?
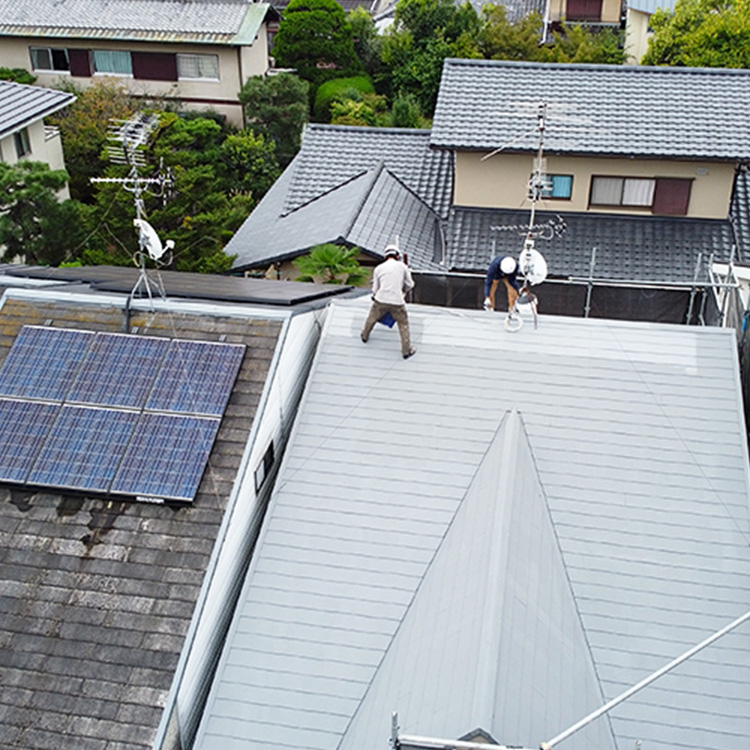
[313,76,375,122]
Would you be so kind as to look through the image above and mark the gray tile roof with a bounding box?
[431,59,750,160]
[448,206,736,282]
[731,170,750,260]
[285,124,453,218]
[0,80,75,140]
[0,296,282,750]
[468,0,546,22]
[0,0,275,44]
[196,299,750,750]
[227,160,446,273]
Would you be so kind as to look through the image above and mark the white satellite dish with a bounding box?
[133,218,174,261]
[518,247,548,286]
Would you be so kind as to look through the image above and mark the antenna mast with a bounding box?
[90,114,175,308]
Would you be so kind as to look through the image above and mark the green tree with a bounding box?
[239,73,309,167]
[0,67,36,84]
[218,130,280,199]
[390,94,425,128]
[349,7,385,80]
[47,79,137,202]
[477,7,548,60]
[314,75,375,121]
[272,0,362,89]
[293,244,368,285]
[0,162,85,265]
[330,92,390,126]
[643,0,750,67]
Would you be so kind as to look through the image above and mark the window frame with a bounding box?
[14,128,31,159]
[540,173,574,201]
[176,53,220,81]
[29,46,70,73]
[92,49,133,77]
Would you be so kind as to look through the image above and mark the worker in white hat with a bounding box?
[360,244,417,359]
[483,255,520,312]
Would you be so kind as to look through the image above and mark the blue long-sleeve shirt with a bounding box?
[484,256,520,298]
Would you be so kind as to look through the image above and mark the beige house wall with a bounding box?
[625,8,651,64]
[1,35,271,127]
[454,151,735,219]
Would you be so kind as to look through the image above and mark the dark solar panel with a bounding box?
[0,326,93,401]
[146,340,245,416]
[28,406,138,492]
[111,413,221,501]
[0,400,60,483]
[67,333,169,409]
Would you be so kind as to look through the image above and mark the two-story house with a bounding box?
[0,80,76,197]
[226,60,750,323]
[0,0,279,127]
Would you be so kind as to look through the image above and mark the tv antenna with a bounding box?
[482,101,560,332]
[90,113,176,308]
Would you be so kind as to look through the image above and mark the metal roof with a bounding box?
[0,0,275,45]
[0,80,75,140]
[196,299,750,750]
[431,59,750,160]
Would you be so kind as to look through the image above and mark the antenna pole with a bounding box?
[540,608,750,749]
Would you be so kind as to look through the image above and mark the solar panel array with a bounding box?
[0,326,246,502]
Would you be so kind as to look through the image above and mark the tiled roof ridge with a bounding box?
[343,163,387,238]
[305,123,434,138]
[280,167,372,218]
[443,57,750,77]
[378,166,443,218]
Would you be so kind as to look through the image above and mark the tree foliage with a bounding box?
[272,0,362,88]
[642,0,750,67]
[330,92,390,126]
[314,75,375,121]
[0,67,36,84]
[47,79,137,202]
[0,162,85,265]
[239,73,309,167]
[293,244,368,285]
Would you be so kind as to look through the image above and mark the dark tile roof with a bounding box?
[0,0,275,44]
[731,170,750,259]
[228,162,446,272]
[431,60,750,159]
[447,206,735,282]
[0,296,282,750]
[286,124,453,218]
[0,80,75,139]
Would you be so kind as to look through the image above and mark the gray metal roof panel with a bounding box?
[197,300,750,750]
[0,0,272,44]
[447,206,735,281]
[285,124,453,218]
[431,59,750,160]
[0,80,75,139]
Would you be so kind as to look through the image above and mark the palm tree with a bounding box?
[293,244,368,286]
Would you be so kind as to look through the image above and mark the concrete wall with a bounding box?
[454,150,736,219]
[0,35,271,127]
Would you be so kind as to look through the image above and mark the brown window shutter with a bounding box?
[566,0,602,20]
[132,51,178,81]
[652,178,692,216]
[68,49,91,77]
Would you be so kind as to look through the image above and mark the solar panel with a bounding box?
[28,406,138,492]
[0,400,60,483]
[146,340,245,416]
[111,413,221,501]
[67,333,169,409]
[0,326,94,401]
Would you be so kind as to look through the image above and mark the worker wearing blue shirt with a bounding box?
[483,255,520,312]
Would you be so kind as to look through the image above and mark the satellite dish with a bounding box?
[133,218,174,261]
[518,247,548,286]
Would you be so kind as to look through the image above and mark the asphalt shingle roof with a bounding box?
[0,0,274,44]
[0,296,282,749]
[196,299,750,750]
[0,80,75,140]
[448,206,736,281]
[431,59,750,160]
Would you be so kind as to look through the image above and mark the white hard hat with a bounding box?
[384,245,400,259]
[500,256,517,275]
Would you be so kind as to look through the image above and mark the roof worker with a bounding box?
[360,244,417,360]
[483,255,520,313]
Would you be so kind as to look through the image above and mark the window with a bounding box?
[132,52,178,81]
[566,0,603,20]
[30,47,70,72]
[92,50,132,75]
[177,53,219,80]
[541,174,573,200]
[254,441,275,493]
[590,176,692,215]
[14,128,31,159]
